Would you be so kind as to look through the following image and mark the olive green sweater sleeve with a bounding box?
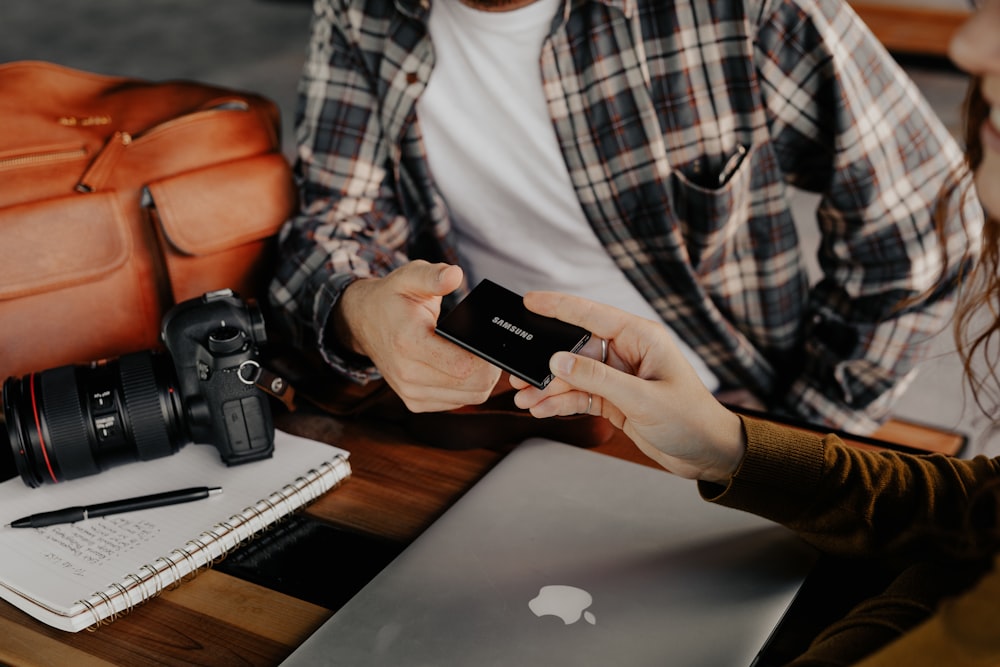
[699,416,1000,558]
[698,416,1000,665]
[854,559,1000,666]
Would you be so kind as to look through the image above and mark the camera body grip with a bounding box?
[161,289,274,466]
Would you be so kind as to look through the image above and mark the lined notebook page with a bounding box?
[0,429,349,631]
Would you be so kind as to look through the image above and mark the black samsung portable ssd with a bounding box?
[434,279,591,389]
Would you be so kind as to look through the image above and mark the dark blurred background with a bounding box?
[1,0,313,156]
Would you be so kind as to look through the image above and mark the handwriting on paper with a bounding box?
[36,517,161,572]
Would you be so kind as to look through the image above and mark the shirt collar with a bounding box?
[393,0,635,22]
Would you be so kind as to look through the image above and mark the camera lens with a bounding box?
[2,351,186,487]
[0,422,16,483]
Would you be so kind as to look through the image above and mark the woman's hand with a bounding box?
[511,292,746,484]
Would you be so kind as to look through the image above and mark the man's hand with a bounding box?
[331,261,502,412]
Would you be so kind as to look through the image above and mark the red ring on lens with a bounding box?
[29,373,59,484]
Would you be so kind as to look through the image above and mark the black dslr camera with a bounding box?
[1,289,274,487]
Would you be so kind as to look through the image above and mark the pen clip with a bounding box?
[718,144,748,186]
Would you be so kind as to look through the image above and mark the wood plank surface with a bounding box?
[851,2,970,56]
[285,411,510,543]
[0,571,330,667]
[0,405,964,666]
[0,408,505,667]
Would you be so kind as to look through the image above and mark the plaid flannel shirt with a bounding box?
[270,0,981,432]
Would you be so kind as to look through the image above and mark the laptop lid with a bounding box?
[282,438,816,667]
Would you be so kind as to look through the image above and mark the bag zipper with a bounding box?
[0,146,87,171]
[75,100,251,193]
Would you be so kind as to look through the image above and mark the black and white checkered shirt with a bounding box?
[270,0,980,432]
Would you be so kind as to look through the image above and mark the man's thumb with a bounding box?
[409,262,463,297]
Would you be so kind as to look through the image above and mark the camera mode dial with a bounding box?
[207,326,245,355]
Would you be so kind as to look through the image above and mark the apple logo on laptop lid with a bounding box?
[528,585,597,625]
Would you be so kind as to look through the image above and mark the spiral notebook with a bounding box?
[0,429,350,632]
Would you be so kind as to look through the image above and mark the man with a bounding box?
[269,0,980,433]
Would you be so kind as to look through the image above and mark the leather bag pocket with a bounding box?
[0,192,157,378]
[145,152,296,304]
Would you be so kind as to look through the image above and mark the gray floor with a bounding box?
[3,0,996,455]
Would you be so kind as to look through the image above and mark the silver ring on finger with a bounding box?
[599,337,608,364]
[586,393,593,415]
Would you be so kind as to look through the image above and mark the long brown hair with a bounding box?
[954,77,1000,416]
[906,78,1000,565]
[942,77,1000,565]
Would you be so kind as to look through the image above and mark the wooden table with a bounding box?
[0,406,962,667]
[0,407,545,667]
[850,2,970,57]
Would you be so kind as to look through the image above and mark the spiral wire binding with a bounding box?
[138,563,163,600]
[78,454,350,630]
[94,590,118,624]
[110,581,134,615]
[172,545,201,580]
[124,573,146,604]
[81,598,101,629]
[156,555,183,591]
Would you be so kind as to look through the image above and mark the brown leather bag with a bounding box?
[0,61,296,380]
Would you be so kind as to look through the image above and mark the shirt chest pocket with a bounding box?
[669,144,753,271]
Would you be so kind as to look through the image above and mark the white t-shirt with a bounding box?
[416,0,719,391]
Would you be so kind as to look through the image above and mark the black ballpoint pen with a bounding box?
[5,486,223,529]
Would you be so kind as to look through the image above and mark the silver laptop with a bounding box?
[282,438,817,667]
